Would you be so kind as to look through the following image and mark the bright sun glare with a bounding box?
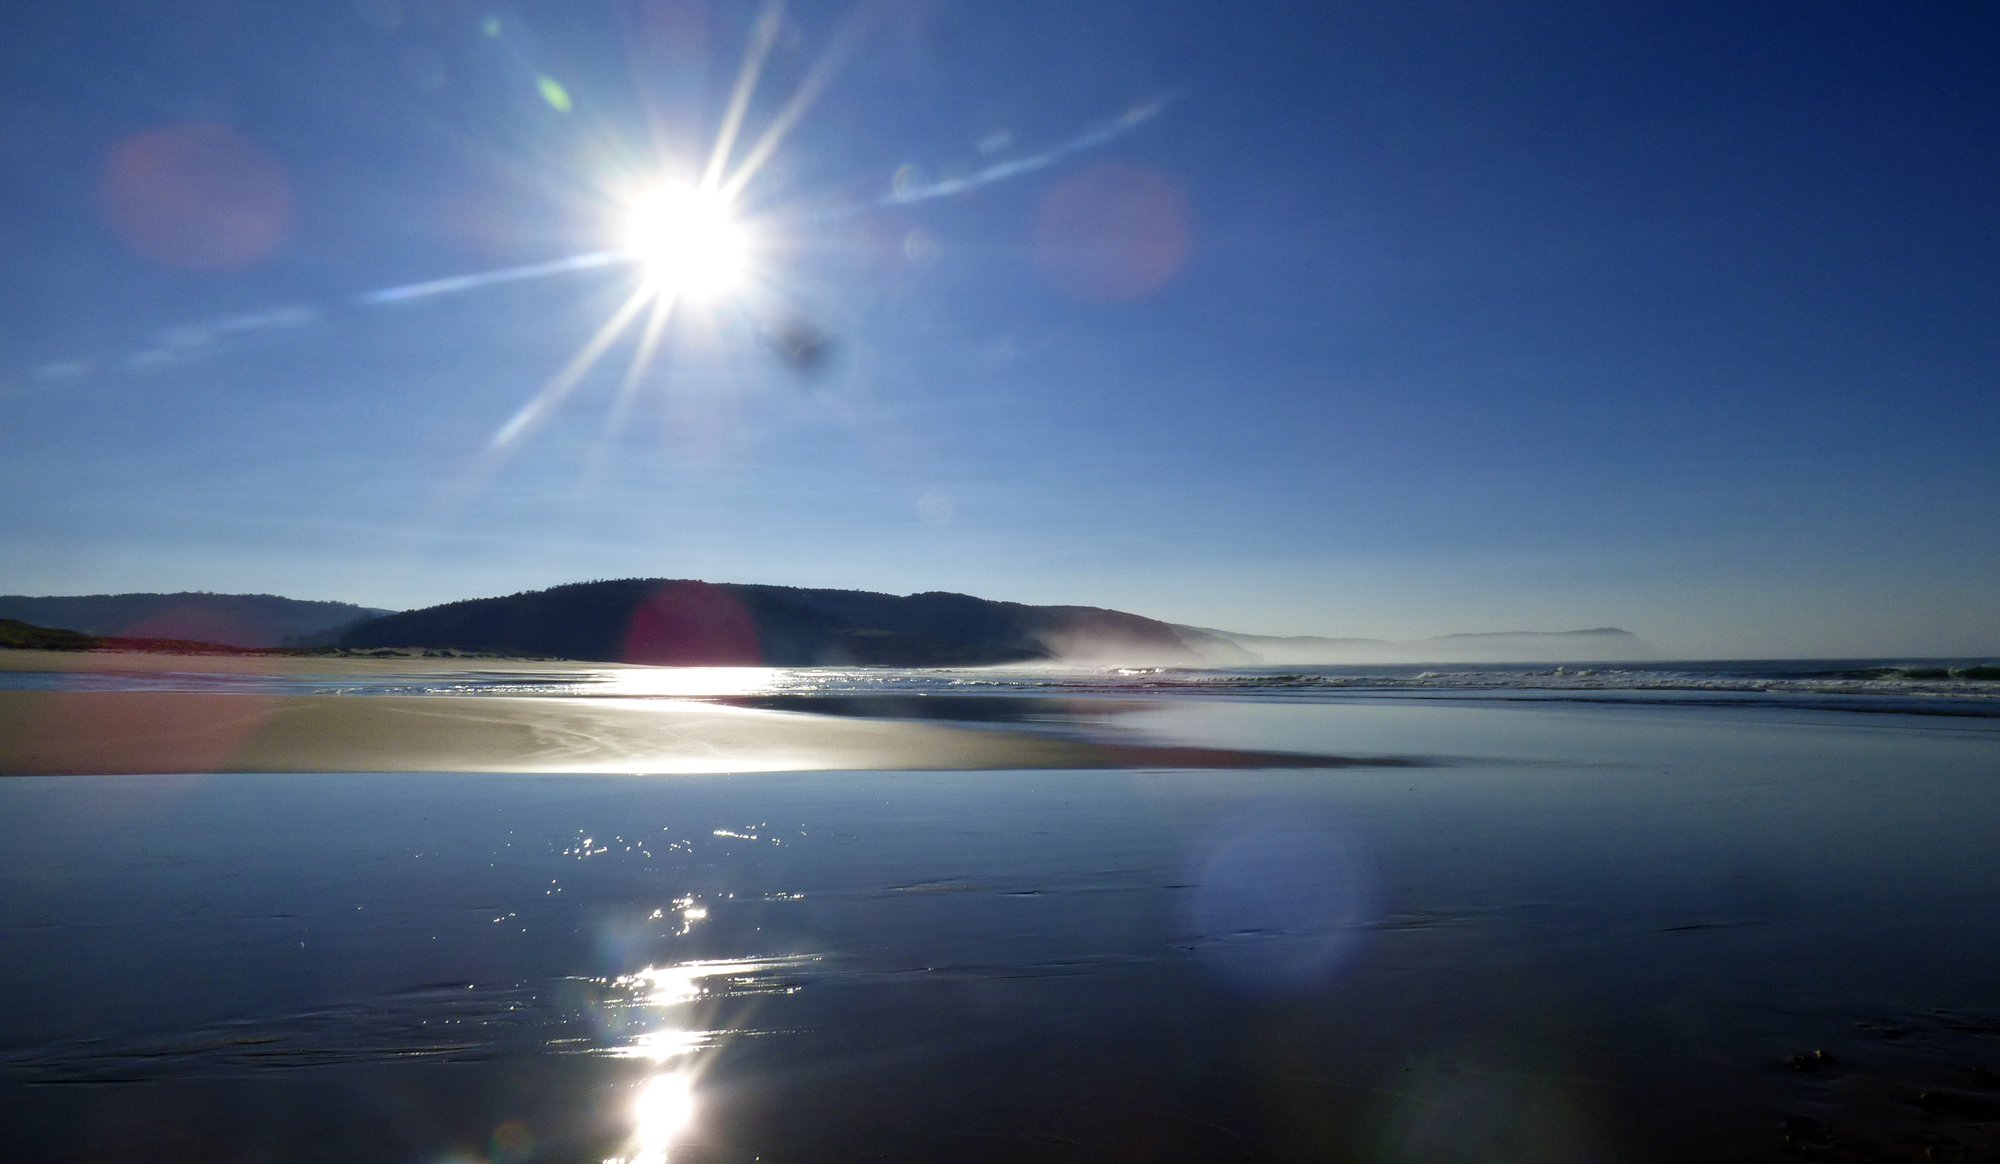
[624,185,748,298]
[630,1071,696,1164]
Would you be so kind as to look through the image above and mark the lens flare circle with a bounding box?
[623,185,747,298]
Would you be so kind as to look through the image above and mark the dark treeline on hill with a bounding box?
[0,618,100,651]
[0,617,326,656]
[0,592,392,648]
[336,580,1252,666]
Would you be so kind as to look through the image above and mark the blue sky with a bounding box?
[2,0,1996,656]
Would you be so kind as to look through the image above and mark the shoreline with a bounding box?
[0,649,1408,775]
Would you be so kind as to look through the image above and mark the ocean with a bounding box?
[6,655,1998,706]
[3,657,1999,1161]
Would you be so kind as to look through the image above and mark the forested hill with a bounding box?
[335,579,1254,667]
[0,592,394,648]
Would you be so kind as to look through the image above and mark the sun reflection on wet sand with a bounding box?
[597,957,813,1161]
[616,1071,696,1164]
[605,667,784,699]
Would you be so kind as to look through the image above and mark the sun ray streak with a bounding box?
[571,291,679,501]
[608,291,678,435]
[493,285,654,448]
[702,0,786,194]
[11,21,1165,409]
[355,251,620,305]
[719,3,874,203]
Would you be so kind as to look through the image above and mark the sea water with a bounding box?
[4,657,1998,709]
[3,663,1999,1161]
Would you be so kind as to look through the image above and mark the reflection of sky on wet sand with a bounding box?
[3,699,2000,1160]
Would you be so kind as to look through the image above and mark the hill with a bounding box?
[337,579,1256,667]
[0,593,394,648]
[0,618,100,651]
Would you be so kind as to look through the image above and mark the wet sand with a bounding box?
[5,660,2000,1161]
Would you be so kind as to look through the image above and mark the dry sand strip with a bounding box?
[0,692,1421,776]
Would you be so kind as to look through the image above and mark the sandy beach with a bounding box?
[0,650,1390,775]
[0,690,1398,775]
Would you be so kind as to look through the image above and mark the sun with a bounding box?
[623,184,749,299]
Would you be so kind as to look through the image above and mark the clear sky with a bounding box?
[2,0,1996,657]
